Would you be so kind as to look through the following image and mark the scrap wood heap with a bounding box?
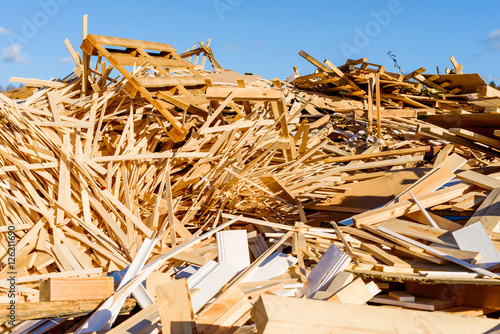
[0,31,500,334]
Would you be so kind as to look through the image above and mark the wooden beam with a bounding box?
[0,299,136,322]
[39,277,114,302]
[253,294,500,334]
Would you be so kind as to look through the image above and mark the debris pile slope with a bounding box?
[1,31,500,333]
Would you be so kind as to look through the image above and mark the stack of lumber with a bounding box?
[1,26,500,333]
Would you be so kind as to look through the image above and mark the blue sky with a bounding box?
[0,0,500,88]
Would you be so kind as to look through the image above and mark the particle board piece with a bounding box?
[216,230,251,271]
[452,222,500,269]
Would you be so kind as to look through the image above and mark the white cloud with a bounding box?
[223,43,237,52]
[57,57,72,65]
[484,28,500,51]
[2,44,28,63]
[488,29,500,40]
[0,26,9,35]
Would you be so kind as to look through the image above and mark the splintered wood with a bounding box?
[2,29,500,334]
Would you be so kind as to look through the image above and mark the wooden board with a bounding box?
[327,277,380,304]
[370,293,454,311]
[465,188,500,231]
[422,73,486,94]
[39,277,114,302]
[156,278,195,334]
[253,294,500,334]
[0,299,135,321]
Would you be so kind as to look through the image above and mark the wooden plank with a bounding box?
[456,170,500,190]
[404,211,463,232]
[327,277,380,304]
[478,85,500,98]
[47,91,62,122]
[378,219,457,247]
[100,189,153,237]
[389,291,415,302]
[396,167,457,203]
[450,128,500,150]
[196,286,251,334]
[0,299,135,322]
[423,73,485,94]
[323,146,429,164]
[253,294,500,334]
[88,196,130,249]
[465,188,500,231]
[377,227,500,278]
[420,126,500,158]
[39,277,114,302]
[360,243,411,268]
[259,174,298,204]
[9,77,67,88]
[110,52,188,67]
[0,268,103,286]
[353,182,470,227]
[298,50,331,72]
[206,87,282,101]
[156,279,195,334]
[370,294,454,311]
[135,76,205,87]
[196,286,246,328]
[406,281,500,310]
[88,34,177,52]
[56,134,71,228]
[93,151,209,162]
[106,301,162,334]
[375,72,382,139]
[325,271,354,294]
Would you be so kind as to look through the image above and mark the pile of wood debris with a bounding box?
[1,26,500,333]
